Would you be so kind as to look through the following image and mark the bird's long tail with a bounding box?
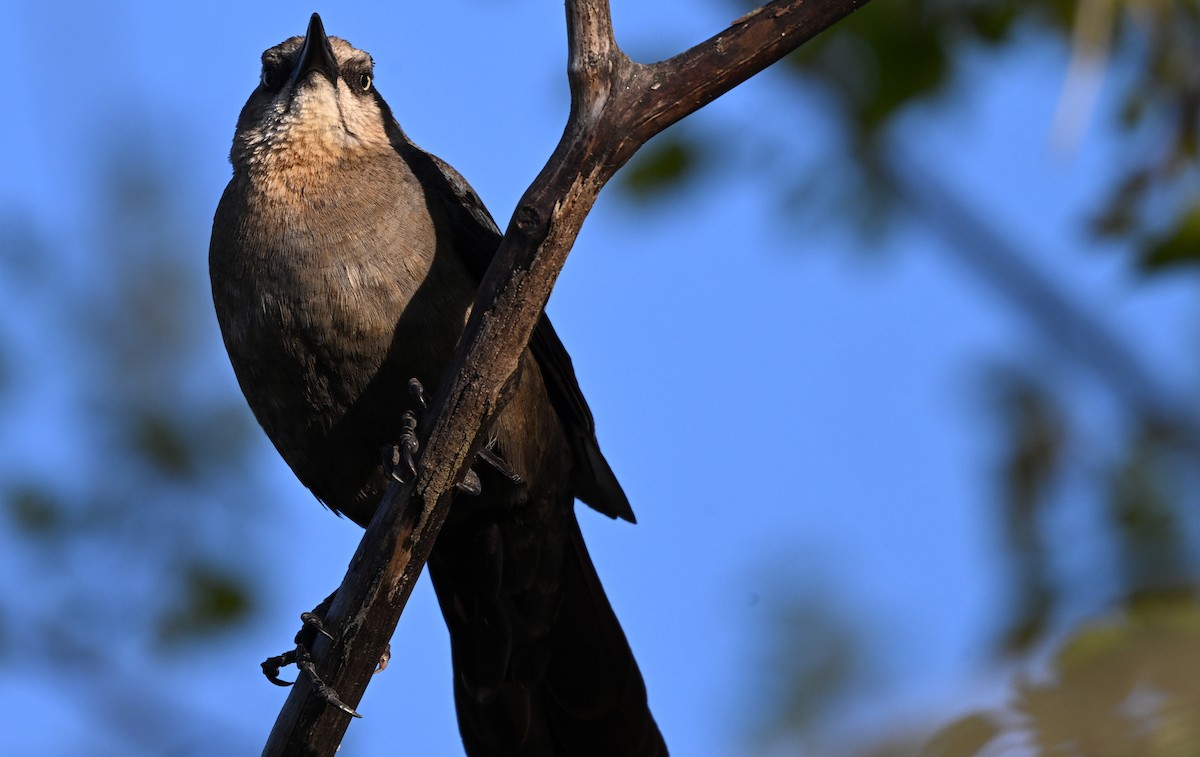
[429,511,667,756]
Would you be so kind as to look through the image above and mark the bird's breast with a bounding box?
[211,164,480,510]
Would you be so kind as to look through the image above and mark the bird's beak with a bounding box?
[292,13,339,87]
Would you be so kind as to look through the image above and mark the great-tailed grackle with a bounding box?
[209,13,666,756]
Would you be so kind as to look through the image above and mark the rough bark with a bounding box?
[263,0,870,753]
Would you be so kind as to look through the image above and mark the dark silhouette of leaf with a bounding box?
[1142,205,1200,271]
[621,135,704,198]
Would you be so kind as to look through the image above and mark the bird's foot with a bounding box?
[258,597,360,715]
[261,647,299,687]
[292,644,362,718]
[375,644,392,674]
[381,378,428,484]
[407,377,428,408]
[384,413,484,491]
[261,645,360,721]
[259,593,391,719]
[382,378,488,494]
[382,410,421,484]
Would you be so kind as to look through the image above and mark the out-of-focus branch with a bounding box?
[885,154,1200,451]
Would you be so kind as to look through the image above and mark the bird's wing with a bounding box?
[396,140,635,522]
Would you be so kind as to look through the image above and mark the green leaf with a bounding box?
[784,0,951,133]
[620,137,701,198]
[1141,204,1200,271]
[157,565,252,643]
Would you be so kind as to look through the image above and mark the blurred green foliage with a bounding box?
[925,591,1200,756]
[748,585,877,755]
[620,0,1200,752]
[631,0,1200,263]
[2,0,1197,754]
[0,133,273,750]
[1143,205,1200,270]
[623,137,706,198]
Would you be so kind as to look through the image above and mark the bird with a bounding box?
[209,13,666,756]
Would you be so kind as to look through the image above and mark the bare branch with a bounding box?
[633,0,872,153]
[263,0,870,753]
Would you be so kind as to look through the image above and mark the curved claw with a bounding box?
[407,377,428,409]
[296,647,362,718]
[457,468,482,496]
[262,650,297,687]
[375,643,392,674]
[384,411,420,484]
[300,611,336,642]
[383,379,432,485]
[478,447,522,484]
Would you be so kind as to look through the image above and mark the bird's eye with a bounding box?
[357,73,372,92]
[260,68,275,90]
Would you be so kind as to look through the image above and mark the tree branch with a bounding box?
[262,1,869,753]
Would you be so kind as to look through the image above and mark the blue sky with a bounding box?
[3,1,1195,755]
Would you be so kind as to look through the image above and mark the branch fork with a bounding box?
[263,1,868,754]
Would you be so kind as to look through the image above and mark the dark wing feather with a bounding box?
[394,136,634,522]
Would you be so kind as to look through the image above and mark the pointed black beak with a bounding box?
[292,13,339,86]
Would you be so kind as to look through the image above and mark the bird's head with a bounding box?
[229,13,395,174]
